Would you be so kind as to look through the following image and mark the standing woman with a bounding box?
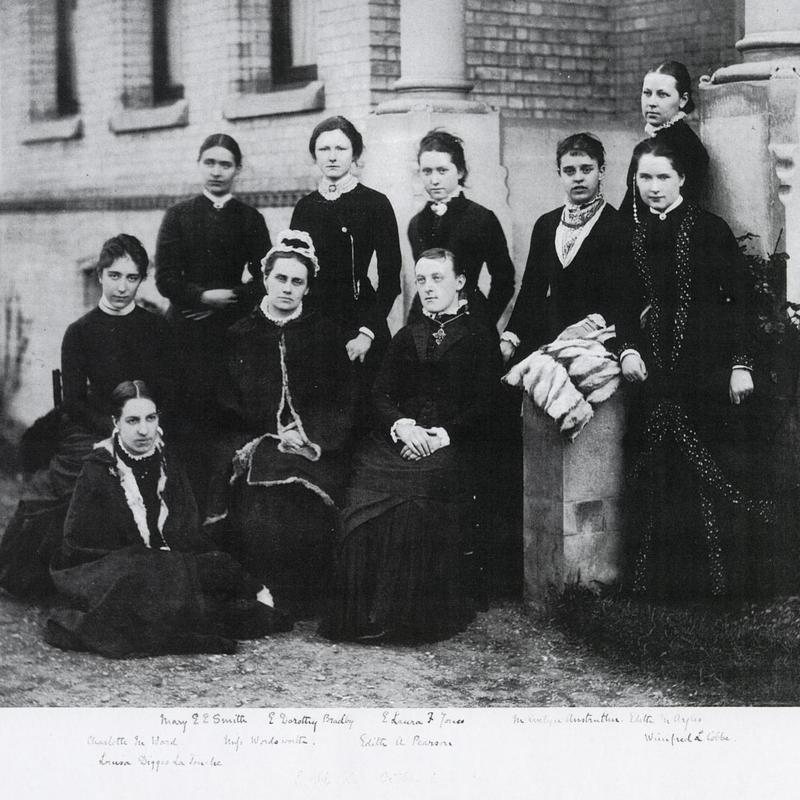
[618,138,770,600]
[155,133,272,440]
[501,132,625,363]
[290,116,402,373]
[407,130,515,332]
[619,61,709,224]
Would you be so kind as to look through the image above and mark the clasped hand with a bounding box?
[396,424,447,461]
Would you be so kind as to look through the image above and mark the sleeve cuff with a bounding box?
[732,364,753,372]
[731,355,754,371]
[358,327,375,341]
[431,427,450,447]
[390,418,416,442]
[619,348,641,362]
[500,331,520,347]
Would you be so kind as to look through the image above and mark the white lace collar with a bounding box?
[645,111,687,138]
[203,189,234,209]
[318,174,358,201]
[98,296,136,316]
[260,296,304,325]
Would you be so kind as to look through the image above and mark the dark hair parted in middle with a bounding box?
[556,132,606,169]
[647,60,696,115]
[308,116,364,161]
[198,133,243,167]
[417,129,468,185]
[416,247,465,277]
[95,234,149,279]
[631,137,688,177]
[110,379,157,419]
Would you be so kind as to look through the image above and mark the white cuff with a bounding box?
[500,331,520,347]
[732,365,752,372]
[358,326,375,340]
[390,418,416,442]
[619,349,641,363]
[431,427,450,447]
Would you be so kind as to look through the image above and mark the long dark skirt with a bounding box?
[47,548,283,657]
[624,392,774,601]
[229,481,337,610]
[321,434,476,643]
[0,421,96,598]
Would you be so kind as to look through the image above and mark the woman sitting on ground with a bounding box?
[0,234,174,598]
[321,248,495,643]
[46,380,289,658]
[212,230,357,613]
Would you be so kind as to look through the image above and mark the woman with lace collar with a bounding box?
[619,61,709,224]
[46,380,289,657]
[211,231,357,617]
[0,235,173,599]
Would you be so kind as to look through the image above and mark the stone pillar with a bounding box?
[393,0,473,98]
[701,0,800,300]
[361,0,513,329]
[521,393,625,610]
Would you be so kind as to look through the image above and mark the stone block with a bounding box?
[522,391,625,605]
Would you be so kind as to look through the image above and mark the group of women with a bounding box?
[0,59,774,656]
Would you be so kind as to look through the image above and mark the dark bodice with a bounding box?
[290,184,402,339]
[407,195,515,326]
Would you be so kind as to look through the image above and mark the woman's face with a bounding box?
[635,153,685,211]
[99,255,142,310]
[264,256,310,317]
[115,397,159,455]
[641,72,688,127]
[314,129,354,182]
[558,152,604,205]
[198,145,240,196]
[419,150,463,200]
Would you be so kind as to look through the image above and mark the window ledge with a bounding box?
[21,115,83,144]
[109,100,189,134]
[223,80,324,120]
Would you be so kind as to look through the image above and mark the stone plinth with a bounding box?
[522,391,625,609]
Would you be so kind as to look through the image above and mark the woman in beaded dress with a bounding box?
[619,61,709,224]
[290,116,402,378]
[617,138,771,599]
[46,381,289,658]
[0,235,173,598]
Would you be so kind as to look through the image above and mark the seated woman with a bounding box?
[46,381,289,658]
[213,230,356,611]
[321,248,495,643]
[0,234,174,598]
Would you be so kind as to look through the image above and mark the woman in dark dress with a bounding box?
[0,235,173,598]
[290,116,402,374]
[155,134,272,499]
[213,231,357,611]
[501,132,626,363]
[46,381,289,658]
[619,61,709,224]
[322,248,495,643]
[618,138,771,600]
[407,129,515,333]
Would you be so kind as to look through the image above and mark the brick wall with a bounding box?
[466,0,616,118]
[611,0,741,115]
[367,0,740,119]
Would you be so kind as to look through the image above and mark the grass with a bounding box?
[553,585,800,705]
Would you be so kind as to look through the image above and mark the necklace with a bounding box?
[430,311,466,346]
